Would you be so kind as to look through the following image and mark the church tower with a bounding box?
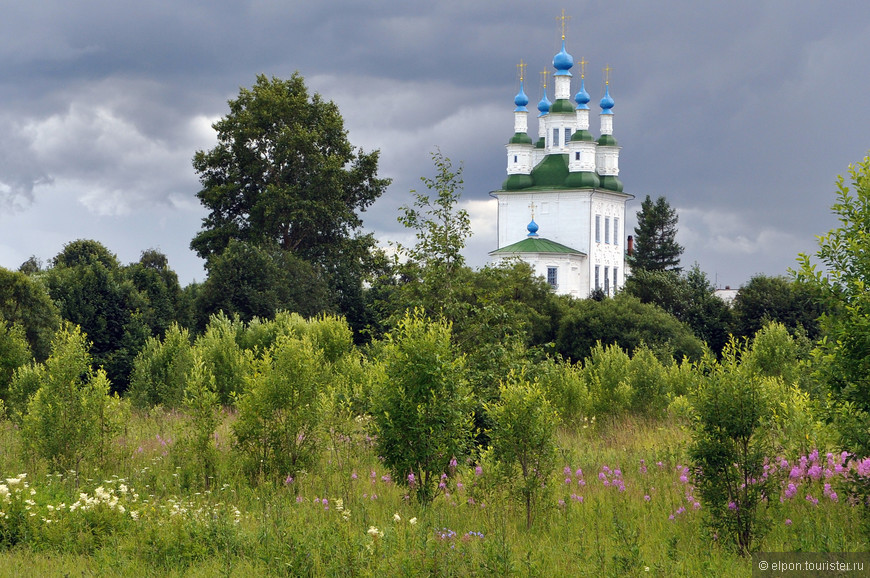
[490,16,632,298]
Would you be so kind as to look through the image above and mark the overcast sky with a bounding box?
[2,1,869,289]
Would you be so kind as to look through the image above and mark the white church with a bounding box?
[489,31,632,299]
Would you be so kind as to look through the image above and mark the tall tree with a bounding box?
[0,267,60,361]
[191,73,389,265]
[628,195,683,272]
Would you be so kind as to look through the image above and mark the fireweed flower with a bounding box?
[727,502,737,511]
[475,465,483,476]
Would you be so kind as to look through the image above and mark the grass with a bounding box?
[0,410,865,576]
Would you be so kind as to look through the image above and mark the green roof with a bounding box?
[490,236,586,256]
[508,132,533,145]
[549,99,575,114]
[597,134,618,146]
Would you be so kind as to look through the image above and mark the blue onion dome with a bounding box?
[553,40,574,74]
[574,78,590,109]
[527,219,539,237]
[537,93,551,116]
[514,81,529,111]
[600,85,615,114]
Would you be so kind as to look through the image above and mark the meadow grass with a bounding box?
[0,410,865,576]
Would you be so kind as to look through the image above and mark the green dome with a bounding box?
[528,154,569,188]
[549,99,576,114]
[597,134,618,146]
[535,137,545,149]
[564,171,600,188]
[599,175,624,192]
[508,132,533,145]
[571,129,594,142]
[502,173,535,190]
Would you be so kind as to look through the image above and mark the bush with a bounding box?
[689,341,775,556]
[194,313,251,405]
[371,310,473,503]
[0,318,31,405]
[20,323,128,473]
[486,369,559,528]
[128,323,194,409]
[233,334,324,482]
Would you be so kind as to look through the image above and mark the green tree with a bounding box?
[43,240,150,391]
[555,293,705,364]
[0,316,32,405]
[731,275,825,341]
[371,311,473,504]
[795,155,870,456]
[126,249,185,337]
[190,73,390,330]
[194,239,331,330]
[0,266,61,361]
[627,195,683,272]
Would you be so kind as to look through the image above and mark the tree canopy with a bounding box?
[628,195,683,272]
[190,73,390,269]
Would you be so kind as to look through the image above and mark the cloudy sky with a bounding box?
[2,0,869,289]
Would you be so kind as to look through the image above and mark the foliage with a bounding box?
[731,275,825,341]
[179,352,221,490]
[126,249,186,338]
[19,323,128,473]
[193,313,251,405]
[232,334,324,482]
[0,267,60,361]
[128,323,195,409]
[194,239,331,329]
[531,357,589,426]
[486,369,560,529]
[43,240,150,392]
[190,73,389,266]
[371,311,473,504]
[794,155,870,459]
[623,265,732,354]
[627,194,684,272]
[0,317,31,405]
[555,293,705,364]
[689,341,775,556]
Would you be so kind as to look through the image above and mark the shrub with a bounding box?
[689,341,775,556]
[0,318,32,406]
[128,323,194,409]
[20,323,127,473]
[371,310,473,503]
[232,334,324,482]
[194,313,251,404]
[486,369,559,528]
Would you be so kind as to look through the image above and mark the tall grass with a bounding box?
[0,410,865,576]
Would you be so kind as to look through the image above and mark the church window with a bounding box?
[614,218,619,245]
[575,151,580,161]
[514,155,518,163]
[564,128,571,144]
[547,267,558,288]
[613,267,619,291]
[595,215,601,242]
[595,265,600,290]
[553,128,560,147]
[605,217,610,244]
[604,266,610,295]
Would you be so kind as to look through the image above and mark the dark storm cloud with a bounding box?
[1,0,870,287]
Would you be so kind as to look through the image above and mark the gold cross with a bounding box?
[529,201,537,219]
[603,64,613,85]
[540,70,548,90]
[557,9,570,39]
[517,59,527,83]
[579,57,588,79]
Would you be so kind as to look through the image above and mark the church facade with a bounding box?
[489,34,632,299]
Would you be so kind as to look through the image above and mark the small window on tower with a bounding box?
[604,266,610,295]
[605,217,610,244]
[595,215,601,242]
[613,267,619,292]
[553,128,560,147]
[514,155,518,163]
[547,267,558,288]
[614,218,619,246]
[564,128,571,144]
[595,265,600,290]
[575,151,580,161]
